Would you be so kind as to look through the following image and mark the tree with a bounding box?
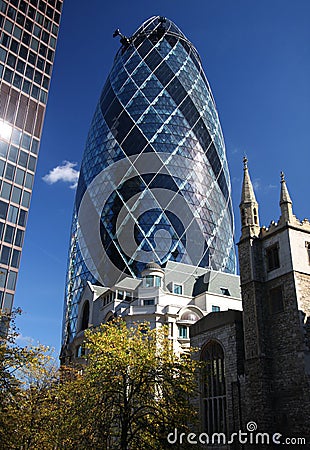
[76,319,202,449]
[0,313,202,449]
[0,308,58,450]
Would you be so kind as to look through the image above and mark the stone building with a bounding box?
[191,158,310,447]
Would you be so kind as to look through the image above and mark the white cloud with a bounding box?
[16,333,35,345]
[42,161,79,189]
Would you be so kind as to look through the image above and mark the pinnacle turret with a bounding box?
[279,171,294,223]
[239,157,260,237]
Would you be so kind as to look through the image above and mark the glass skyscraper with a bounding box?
[63,16,236,344]
[0,0,63,314]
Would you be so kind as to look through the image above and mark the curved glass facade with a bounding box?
[62,16,236,343]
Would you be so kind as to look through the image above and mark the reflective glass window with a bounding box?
[18,209,27,227]
[22,31,31,46]
[0,200,8,219]
[3,293,13,310]
[5,163,15,181]
[21,134,31,150]
[3,67,13,83]
[15,229,24,247]
[21,190,30,208]
[0,245,11,265]
[25,173,33,189]
[10,39,19,54]
[22,79,31,94]
[28,155,36,171]
[16,59,25,75]
[4,18,13,32]
[18,151,28,168]
[11,186,22,204]
[30,37,39,52]
[0,1,7,14]
[0,141,8,158]
[13,25,22,40]
[7,271,17,290]
[0,268,7,288]
[8,145,18,163]
[0,181,11,200]
[0,48,7,63]
[15,168,25,185]
[7,205,18,223]
[4,224,14,243]
[11,249,21,268]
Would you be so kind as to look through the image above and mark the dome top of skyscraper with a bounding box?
[132,16,184,40]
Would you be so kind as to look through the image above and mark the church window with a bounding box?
[81,300,90,331]
[266,244,280,271]
[253,207,258,224]
[241,208,246,226]
[305,242,310,264]
[201,341,226,434]
[269,286,284,314]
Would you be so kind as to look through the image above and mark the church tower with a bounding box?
[238,160,310,442]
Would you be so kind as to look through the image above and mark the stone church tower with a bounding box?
[238,158,310,441]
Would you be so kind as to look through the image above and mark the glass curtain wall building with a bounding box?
[0,0,63,314]
[63,16,236,344]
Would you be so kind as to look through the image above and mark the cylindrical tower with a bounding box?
[62,16,236,344]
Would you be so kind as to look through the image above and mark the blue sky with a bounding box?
[15,0,310,356]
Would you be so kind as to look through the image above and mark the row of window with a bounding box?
[0,0,61,26]
[0,11,58,45]
[0,243,20,267]
[0,289,13,310]
[0,267,17,291]
[0,144,36,170]
[0,180,31,207]
[0,200,27,226]
[0,156,36,183]
[0,63,48,103]
[0,221,23,246]
[0,21,56,60]
[0,126,39,152]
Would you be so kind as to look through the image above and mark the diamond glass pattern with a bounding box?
[62,16,236,344]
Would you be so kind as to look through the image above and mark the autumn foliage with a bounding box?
[0,312,201,449]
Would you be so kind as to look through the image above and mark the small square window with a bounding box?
[212,305,220,312]
[173,283,183,295]
[143,298,155,306]
[178,325,188,339]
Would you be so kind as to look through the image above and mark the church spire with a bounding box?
[239,157,260,238]
[279,171,294,223]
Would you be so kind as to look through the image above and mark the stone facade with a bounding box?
[191,164,310,448]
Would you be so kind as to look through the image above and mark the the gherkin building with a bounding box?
[62,16,236,343]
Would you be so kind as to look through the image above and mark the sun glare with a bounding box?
[0,120,13,141]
